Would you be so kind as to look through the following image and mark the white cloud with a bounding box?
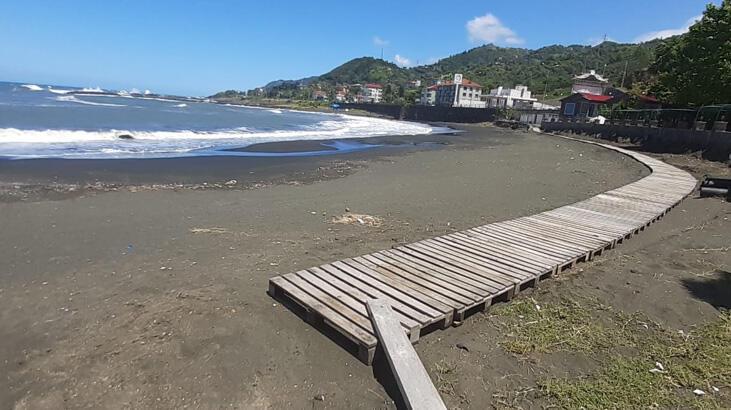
[634,15,702,43]
[466,13,523,45]
[394,54,413,67]
[373,36,389,47]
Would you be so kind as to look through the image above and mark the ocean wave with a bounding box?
[0,115,436,159]
[81,86,105,93]
[21,84,43,91]
[268,109,283,114]
[173,103,188,108]
[48,87,73,94]
[55,95,127,107]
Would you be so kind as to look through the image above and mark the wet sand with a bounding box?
[1,125,658,408]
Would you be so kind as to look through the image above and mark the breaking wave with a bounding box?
[0,114,439,159]
[55,95,127,107]
[21,84,43,91]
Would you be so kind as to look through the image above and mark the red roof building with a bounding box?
[560,92,616,118]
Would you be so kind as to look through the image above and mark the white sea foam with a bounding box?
[55,95,127,107]
[21,84,43,91]
[268,109,283,114]
[173,103,188,108]
[0,114,436,159]
[81,87,105,93]
[48,87,73,94]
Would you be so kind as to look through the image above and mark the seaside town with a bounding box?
[230,65,728,134]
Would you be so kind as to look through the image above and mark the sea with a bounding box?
[0,81,443,159]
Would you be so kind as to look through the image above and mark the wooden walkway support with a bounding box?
[268,138,698,364]
[367,299,447,410]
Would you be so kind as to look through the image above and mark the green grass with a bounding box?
[494,297,730,408]
[495,297,629,355]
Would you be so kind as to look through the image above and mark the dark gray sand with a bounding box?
[4,125,713,409]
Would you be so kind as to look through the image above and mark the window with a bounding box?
[564,102,576,115]
[462,92,466,97]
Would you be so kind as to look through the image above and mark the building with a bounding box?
[435,77,485,108]
[334,86,349,102]
[485,85,537,109]
[571,70,609,95]
[419,85,437,106]
[560,92,614,119]
[360,83,383,103]
[311,89,328,101]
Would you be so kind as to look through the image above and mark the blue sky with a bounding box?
[0,0,718,96]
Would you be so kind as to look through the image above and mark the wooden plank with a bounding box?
[269,276,377,347]
[462,228,570,265]
[435,234,554,274]
[402,243,519,289]
[387,248,504,294]
[347,257,464,312]
[420,239,539,281]
[303,267,423,332]
[317,264,435,326]
[366,299,447,410]
[364,253,484,303]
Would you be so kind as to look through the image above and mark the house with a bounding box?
[311,89,328,101]
[419,85,437,106]
[485,85,537,109]
[334,86,349,102]
[571,70,609,95]
[360,83,383,103]
[560,93,614,119]
[435,76,485,108]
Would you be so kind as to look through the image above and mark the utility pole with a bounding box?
[380,48,383,60]
[620,60,629,89]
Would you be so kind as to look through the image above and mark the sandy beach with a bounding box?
[1,125,728,409]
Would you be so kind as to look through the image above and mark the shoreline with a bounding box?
[0,126,469,202]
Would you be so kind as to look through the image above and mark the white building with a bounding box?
[485,85,537,109]
[571,70,609,95]
[419,85,437,105]
[360,83,383,103]
[435,76,485,108]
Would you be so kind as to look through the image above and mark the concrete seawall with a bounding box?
[542,122,731,162]
[340,103,497,123]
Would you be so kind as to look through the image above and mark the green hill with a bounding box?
[213,40,665,100]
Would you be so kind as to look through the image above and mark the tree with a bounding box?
[650,0,731,106]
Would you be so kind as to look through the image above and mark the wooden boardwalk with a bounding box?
[268,138,698,364]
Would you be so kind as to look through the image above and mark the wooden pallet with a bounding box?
[268,137,698,364]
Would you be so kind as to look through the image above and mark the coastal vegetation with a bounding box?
[646,0,731,106]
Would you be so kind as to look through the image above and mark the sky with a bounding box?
[0,0,719,96]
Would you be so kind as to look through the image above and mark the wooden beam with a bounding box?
[366,299,447,410]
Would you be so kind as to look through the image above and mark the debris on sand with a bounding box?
[189,227,231,234]
[331,213,383,227]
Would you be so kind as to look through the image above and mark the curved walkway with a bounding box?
[268,136,698,364]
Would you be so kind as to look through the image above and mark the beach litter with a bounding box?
[331,212,383,227]
[189,227,231,234]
